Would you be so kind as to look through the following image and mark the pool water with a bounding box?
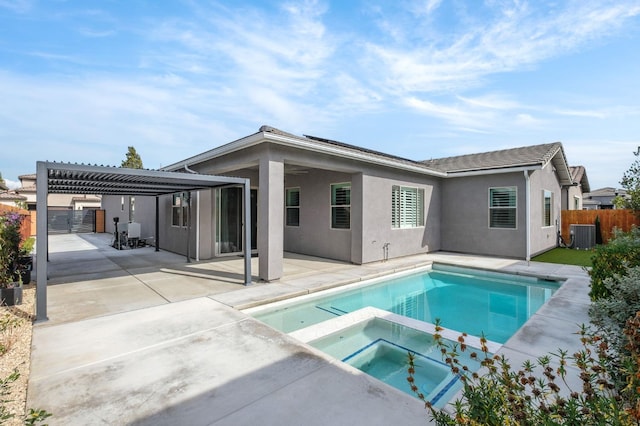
[253,264,560,343]
[308,317,481,407]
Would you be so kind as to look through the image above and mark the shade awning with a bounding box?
[35,161,253,322]
[43,162,246,196]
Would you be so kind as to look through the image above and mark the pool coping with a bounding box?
[289,306,503,355]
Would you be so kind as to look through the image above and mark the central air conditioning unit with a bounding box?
[570,224,596,249]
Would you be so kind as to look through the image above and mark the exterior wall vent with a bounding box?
[570,224,596,249]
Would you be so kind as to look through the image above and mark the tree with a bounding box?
[614,147,640,213]
[0,172,6,191]
[121,146,143,169]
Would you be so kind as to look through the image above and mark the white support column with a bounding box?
[243,178,252,285]
[258,156,284,281]
[35,161,48,322]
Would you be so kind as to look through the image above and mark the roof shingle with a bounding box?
[422,143,563,173]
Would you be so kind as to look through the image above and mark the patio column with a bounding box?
[258,155,284,281]
[35,161,48,322]
[351,173,363,264]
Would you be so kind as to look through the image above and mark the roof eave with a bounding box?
[445,164,542,177]
[164,130,447,178]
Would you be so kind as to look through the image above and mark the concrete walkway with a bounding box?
[27,234,592,425]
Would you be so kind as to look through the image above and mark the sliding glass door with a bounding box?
[216,186,257,255]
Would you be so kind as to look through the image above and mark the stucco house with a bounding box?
[13,173,102,212]
[582,187,628,210]
[562,166,590,210]
[103,126,579,282]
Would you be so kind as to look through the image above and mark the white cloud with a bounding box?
[4,179,20,190]
[457,94,521,110]
[363,1,640,94]
[555,109,608,119]
[403,96,497,130]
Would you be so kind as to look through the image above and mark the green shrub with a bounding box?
[589,266,640,388]
[589,227,640,300]
[408,319,639,425]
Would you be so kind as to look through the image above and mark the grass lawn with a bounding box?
[532,247,594,267]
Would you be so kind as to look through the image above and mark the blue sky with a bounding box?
[1,0,639,190]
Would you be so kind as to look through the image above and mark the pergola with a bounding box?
[35,161,252,322]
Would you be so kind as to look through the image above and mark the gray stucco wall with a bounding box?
[177,142,441,264]
[356,171,440,263]
[562,185,583,210]
[529,164,562,256]
[102,195,155,241]
[440,172,527,258]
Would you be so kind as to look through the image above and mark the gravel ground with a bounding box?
[1,285,35,425]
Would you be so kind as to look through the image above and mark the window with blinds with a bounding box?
[391,185,424,228]
[543,190,552,227]
[331,183,350,229]
[286,187,300,226]
[489,187,516,229]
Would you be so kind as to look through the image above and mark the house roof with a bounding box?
[422,142,573,184]
[165,125,446,177]
[71,196,102,202]
[569,166,591,193]
[0,190,27,201]
[164,126,574,183]
[584,187,627,197]
[19,173,36,180]
[16,184,36,193]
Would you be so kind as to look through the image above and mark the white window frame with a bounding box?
[285,187,300,227]
[543,190,553,227]
[330,182,351,230]
[392,185,424,229]
[489,186,517,229]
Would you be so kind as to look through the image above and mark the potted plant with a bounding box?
[0,211,24,306]
[17,236,34,284]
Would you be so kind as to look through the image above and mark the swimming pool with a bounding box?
[250,264,561,344]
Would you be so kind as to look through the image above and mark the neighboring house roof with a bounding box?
[0,190,27,201]
[421,142,573,184]
[19,173,36,180]
[16,184,36,192]
[71,196,102,202]
[582,187,628,209]
[569,166,591,193]
[164,126,573,184]
[585,187,626,198]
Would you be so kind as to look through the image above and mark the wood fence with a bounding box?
[561,209,639,244]
[0,204,32,241]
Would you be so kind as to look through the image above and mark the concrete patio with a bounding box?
[27,233,592,425]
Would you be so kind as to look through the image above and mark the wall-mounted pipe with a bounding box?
[524,170,531,264]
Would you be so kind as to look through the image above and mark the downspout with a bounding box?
[524,170,531,264]
[184,165,200,261]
